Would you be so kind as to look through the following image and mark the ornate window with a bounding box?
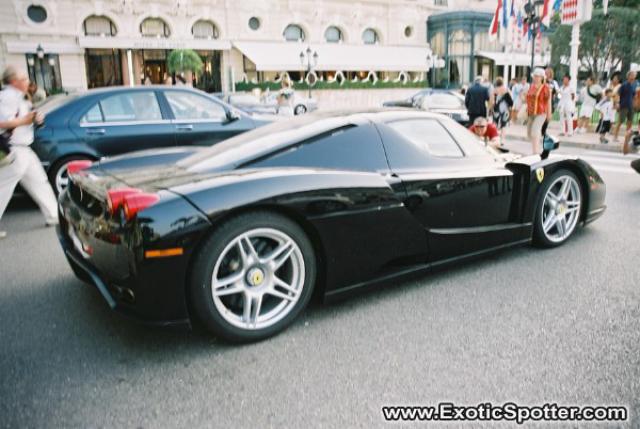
[448,30,471,56]
[430,32,445,56]
[325,26,343,43]
[192,20,219,39]
[140,18,170,38]
[27,5,47,23]
[404,26,413,38]
[249,17,260,30]
[362,28,379,45]
[474,31,499,52]
[83,16,116,37]
[283,24,305,42]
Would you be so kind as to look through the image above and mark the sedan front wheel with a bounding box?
[190,211,316,342]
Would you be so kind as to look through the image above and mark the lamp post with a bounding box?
[523,0,545,82]
[299,46,318,98]
[36,44,46,91]
[426,52,434,88]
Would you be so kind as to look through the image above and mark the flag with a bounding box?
[502,0,509,29]
[541,0,551,27]
[553,0,562,12]
[489,0,502,41]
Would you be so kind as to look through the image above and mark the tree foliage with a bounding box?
[167,49,203,75]
[550,6,640,80]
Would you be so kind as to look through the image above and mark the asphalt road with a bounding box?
[1,148,639,428]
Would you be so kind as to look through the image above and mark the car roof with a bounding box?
[179,109,461,172]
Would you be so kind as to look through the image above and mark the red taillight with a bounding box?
[107,188,141,215]
[122,192,160,221]
[67,160,93,175]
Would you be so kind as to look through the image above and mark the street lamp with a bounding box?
[523,0,545,82]
[300,46,318,98]
[35,44,46,91]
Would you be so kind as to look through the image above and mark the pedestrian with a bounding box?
[0,65,58,239]
[612,71,637,142]
[277,75,295,117]
[468,116,501,149]
[557,74,576,137]
[27,81,46,105]
[510,77,524,121]
[526,68,551,155]
[465,76,490,124]
[577,76,598,133]
[491,77,513,144]
[541,67,559,136]
[595,88,615,144]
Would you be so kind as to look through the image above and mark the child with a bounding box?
[595,89,615,144]
[557,75,576,136]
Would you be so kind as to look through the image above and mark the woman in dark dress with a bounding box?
[492,77,514,145]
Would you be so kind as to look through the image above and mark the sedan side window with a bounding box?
[99,92,162,122]
[165,91,227,121]
[82,104,103,123]
[386,119,463,158]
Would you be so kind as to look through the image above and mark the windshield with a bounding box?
[178,112,355,172]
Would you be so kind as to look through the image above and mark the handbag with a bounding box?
[543,134,559,152]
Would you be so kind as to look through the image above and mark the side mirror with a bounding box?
[225,109,240,123]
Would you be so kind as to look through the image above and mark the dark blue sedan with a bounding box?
[33,86,269,194]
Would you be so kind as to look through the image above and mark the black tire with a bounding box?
[294,104,307,115]
[189,211,316,343]
[532,169,582,248]
[48,155,94,196]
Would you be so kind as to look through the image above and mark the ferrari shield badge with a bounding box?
[536,168,545,183]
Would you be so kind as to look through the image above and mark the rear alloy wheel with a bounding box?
[190,212,316,342]
[49,156,93,195]
[294,104,307,115]
[533,170,582,247]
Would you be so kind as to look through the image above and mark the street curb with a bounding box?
[506,134,623,153]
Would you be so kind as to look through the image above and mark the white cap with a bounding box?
[531,68,545,78]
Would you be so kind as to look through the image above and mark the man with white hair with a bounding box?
[0,65,58,239]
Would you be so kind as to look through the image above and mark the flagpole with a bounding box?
[569,23,580,92]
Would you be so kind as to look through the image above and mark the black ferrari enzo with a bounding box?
[57,110,606,342]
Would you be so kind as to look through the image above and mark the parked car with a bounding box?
[225,92,318,116]
[57,110,606,342]
[32,86,270,194]
[383,89,469,126]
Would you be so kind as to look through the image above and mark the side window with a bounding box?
[99,92,162,122]
[386,119,463,158]
[165,91,227,121]
[82,104,103,123]
[428,93,464,109]
[248,124,388,173]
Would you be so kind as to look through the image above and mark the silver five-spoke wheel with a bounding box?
[540,175,581,244]
[54,162,71,194]
[211,228,305,330]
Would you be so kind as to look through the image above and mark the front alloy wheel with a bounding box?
[534,170,582,247]
[191,212,316,342]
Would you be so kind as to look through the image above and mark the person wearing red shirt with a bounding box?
[469,116,500,149]
[526,68,551,154]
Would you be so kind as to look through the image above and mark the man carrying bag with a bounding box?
[0,65,58,239]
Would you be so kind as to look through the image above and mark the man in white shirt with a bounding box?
[0,65,58,239]
[557,75,576,137]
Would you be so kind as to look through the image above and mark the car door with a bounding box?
[74,90,175,157]
[377,118,523,263]
[162,89,254,147]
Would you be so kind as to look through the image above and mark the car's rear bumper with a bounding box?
[57,224,191,328]
[56,185,212,328]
